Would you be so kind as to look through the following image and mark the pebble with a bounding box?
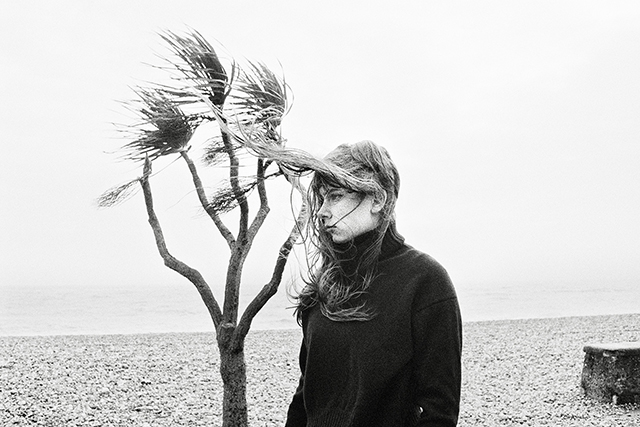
[1,314,638,426]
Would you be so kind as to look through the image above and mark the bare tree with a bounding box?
[99,29,307,427]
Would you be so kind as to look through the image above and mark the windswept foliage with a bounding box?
[100,29,302,427]
[159,29,231,106]
[227,61,289,142]
[120,88,198,162]
[97,178,141,208]
[100,29,294,209]
[100,27,391,427]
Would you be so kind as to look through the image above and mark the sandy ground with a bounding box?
[1,313,639,426]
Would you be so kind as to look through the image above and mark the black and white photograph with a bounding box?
[1,1,639,425]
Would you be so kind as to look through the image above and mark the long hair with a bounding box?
[295,140,400,322]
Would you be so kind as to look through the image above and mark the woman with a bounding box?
[285,140,462,427]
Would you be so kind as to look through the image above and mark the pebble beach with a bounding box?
[1,314,639,426]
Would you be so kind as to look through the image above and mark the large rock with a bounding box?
[581,342,640,404]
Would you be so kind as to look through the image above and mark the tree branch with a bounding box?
[180,151,235,248]
[221,159,272,329]
[219,117,250,241]
[140,157,223,328]
[233,203,307,346]
[217,112,252,327]
[246,158,270,242]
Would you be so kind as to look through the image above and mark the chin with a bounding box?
[332,235,352,244]
[328,233,345,244]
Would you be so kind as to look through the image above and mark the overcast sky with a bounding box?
[1,1,639,312]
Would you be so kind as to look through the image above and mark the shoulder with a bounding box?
[383,243,457,308]
[384,242,451,282]
[405,245,449,276]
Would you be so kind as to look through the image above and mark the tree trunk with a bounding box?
[218,326,248,427]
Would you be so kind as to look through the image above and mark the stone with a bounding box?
[581,342,640,404]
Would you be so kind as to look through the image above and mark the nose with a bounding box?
[318,200,331,225]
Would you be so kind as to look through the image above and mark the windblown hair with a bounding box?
[295,140,400,322]
[229,135,400,321]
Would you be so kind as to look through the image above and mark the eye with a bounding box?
[326,190,345,202]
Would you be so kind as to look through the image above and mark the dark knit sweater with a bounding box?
[285,226,462,427]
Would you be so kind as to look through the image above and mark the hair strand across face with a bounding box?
[294,140,401,322]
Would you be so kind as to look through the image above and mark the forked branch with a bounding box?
[233,203,307,346]
[219,116,250,242]
[140,157,223,327]
[246,158,270,242]
[180,151,235,247]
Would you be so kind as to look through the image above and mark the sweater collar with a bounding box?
[334,222,404,271]
[379,221,405,261]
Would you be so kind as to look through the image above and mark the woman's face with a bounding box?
[317,187,382,244]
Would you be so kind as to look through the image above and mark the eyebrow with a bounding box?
[319,186,346,197]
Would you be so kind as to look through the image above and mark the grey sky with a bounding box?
[1,1,639,310]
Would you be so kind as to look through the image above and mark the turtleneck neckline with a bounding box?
[334,222,405,274]
[379,222,405,261]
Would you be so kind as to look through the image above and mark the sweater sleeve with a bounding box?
[284,339,308,427]
[413,297,463,427]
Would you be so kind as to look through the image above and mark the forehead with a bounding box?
[312,171,366,198]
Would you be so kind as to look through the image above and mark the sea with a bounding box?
[1,281,639,336]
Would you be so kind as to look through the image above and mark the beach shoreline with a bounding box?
[2,313,639,426]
